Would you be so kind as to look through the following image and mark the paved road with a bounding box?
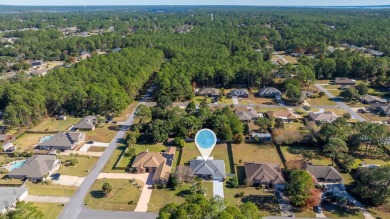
[212,180,224,198]
[79,208,157,219]
[314,84,366,122]
[59,85,154,219]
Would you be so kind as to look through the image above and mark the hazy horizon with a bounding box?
[0,0,389,7]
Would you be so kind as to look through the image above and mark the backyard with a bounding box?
[12,133,42,151]
[32,202,64,219]
[25,182,77,196]
[30,117,81,132]
[58,155,99,177]
[84,179,143,211]
[85,125,117,143]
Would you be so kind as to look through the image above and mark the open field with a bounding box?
[102,145,126,173]
[25,182,77,196]
[84,179,143,211]
[285,122,309,133]
[358,112,389,122]
[30,117,80,132]
[248,96,277,105]
[88,146,106,152]
[32,202,64,219]
[293,208,316,218]
[255,107,288,113]
[328,89,342,97]
[85,125,117,143]
[58,156,98,177]
[323,209,364,219]
[280,145,332,166]
[113,101,139,122]
[148,182,214,212]
[224,185,279,216]
[306,96,337,106]
[13,133,42,151]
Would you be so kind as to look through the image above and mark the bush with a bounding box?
[302,105,311,111]
[227,177,239,188]
[319,91,325,97]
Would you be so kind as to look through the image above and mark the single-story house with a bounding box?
[230,89,249,98]
[73,116,97,131]
[267,111,298,122]
[38,132,85,150]
[0,187,28,214]
[361,95,387,104]
[190,158,226,181]
[80,51,91,60]
[251,132,272,142]
[334,77,356,85]
[244,162,285,189]
[369,103,390,116]
[6,155,61,181]
[258,87,282,99]
[197,88,220,97]
[131,147,176,186]
[340,84,354,90]
[0,134,12,146]
[308,111,338,123]
[2,143,15,152]
[306,165,343,183]
[30,60,45,69]
[235,109,259,122]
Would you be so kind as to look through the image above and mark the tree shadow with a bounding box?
[241,195,279,214]
[175,189,192,197]
[90,190,105,199]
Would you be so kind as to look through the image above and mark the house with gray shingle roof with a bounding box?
[0,187,28,214]
[73,116,97,131]
[6,155,60,181]
[308,111,338,123]
[306,165,343,183]
[38,132,85,150]
[190,158,225,181]
[258,87,282,99]
[334,77,356,85]
[229,89,249,98]
[235,109,259,122]
[244,162,285,188]
[361,95,387,104]
[197,88,220,97]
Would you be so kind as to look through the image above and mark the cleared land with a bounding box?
[306,96,337,106]
[113,102,139,122]
[30,117,80,132]
[58,156,99,177]
[25,182,77,197]
[87,146,106,152]
[84,179,142,211]
[32,202,64,219]
[281,145,332,166]
[85,125,117,143]
[13,133,42,151]
[102,145,127,173]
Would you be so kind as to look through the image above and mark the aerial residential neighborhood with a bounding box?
[0,3,390,219]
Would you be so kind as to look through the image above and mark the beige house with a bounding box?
[131,147,176,186]
[244,162,285,189]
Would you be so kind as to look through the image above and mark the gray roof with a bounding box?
[73,116,97,130]
[361,95,387,104]
[38,132,83,148]
[190,159,225,179]
[235,110,259,121]
[306,165,343,181]
[198,88,220,96]
[7,155,58,179]
[308,112,338,123]
[0,187,27,211]
[230,89,249,95]
[335,77,356,85]
[258,87,282,97]
[112,48,122,52]
[251,132,272,138]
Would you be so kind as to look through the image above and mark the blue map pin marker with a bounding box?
[195,129,217,161]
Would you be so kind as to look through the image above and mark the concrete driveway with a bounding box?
[212,180,224,198]
[232,96,239,105]
[134,173,154,212]
[50,175,85,187]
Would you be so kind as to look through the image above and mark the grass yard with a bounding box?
[254,107,288,113]
[249,96,277,105]
[323,209,364,219]
[58,156,98,176]
[192,96,211,105]
[317,80,331,84]
[32,202,64,219]
[219,96,233,104]
[328,89,342,97]
[148,182,214,212]
[293,208,316,218]
[13,133,42,151]
[280,145,332,166]
[358,112,389,122]
[30,117,81,132]
[115,144,170,169]
[88,146,106,152]
[323,85,341,89]
[113,101,139,122]
[102,145,126,173]
[84,179,142,211]
[285,122,309,133]
[223,186,279,216]
[306,96,337,106]
[180,143,232,173]
[369,208,390,219]
[85,125,117,143]
[25,182,77,196]
[352,157,390,169]
[0,174,24,186]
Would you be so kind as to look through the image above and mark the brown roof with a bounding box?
[244,162,285,184]
[335,77,356,85]
[267,111,297,120]
[308,111,338,122]
[306,165,343,181]
[131,147,176,182]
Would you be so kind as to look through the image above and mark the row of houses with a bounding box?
[197,87,283,99]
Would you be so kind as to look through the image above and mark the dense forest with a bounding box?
[1,7,390,126]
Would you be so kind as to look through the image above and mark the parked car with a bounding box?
[338,184,346,190]
[314,206,322,213]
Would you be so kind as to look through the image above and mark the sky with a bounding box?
[0,0,389,6]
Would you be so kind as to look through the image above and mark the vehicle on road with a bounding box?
[314,206,322,213]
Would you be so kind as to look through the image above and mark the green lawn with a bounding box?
[85,125,117,143]
[117,144,170,169]
[223,186,279,217]
[102,145,127,173]
[32,202,64,219]
[148,182,214,212]
[280,145,332,166]
[180,143,232,173]
[25,182,77,196]
[13,133,42,151]
[306,96,337,106]
[30,117,81,132]
[328,89,342,97]
[58,156,98,177]
[84,179,142,211]
[352,157,390,169]
[293,208,316,218]
[0,174,24,186]
[323,209,364,219]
